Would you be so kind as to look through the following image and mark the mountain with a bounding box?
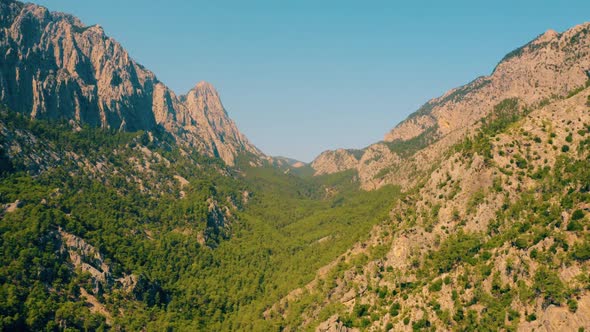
[311,149,364,175]
[0,0,261,165]
[272,77,590,332]
[269,25,590,331]
[311,23,590,189]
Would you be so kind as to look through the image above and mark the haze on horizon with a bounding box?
[30,0,590,162]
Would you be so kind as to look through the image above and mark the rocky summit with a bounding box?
[0,0,261,165]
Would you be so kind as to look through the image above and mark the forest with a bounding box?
[0,109,401,331]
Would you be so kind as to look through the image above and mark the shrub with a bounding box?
[353,303,370,317]
[429,279,443,292]
[467,190,486,214]
[360,318,371,327]
[513,236,530,249]
[568,220,584,231]
[533,268,566,305]
[514,154,528,169]
[572,209,585,220]
[562,145,570,153]
[568,299,578,313]
[571,242,590,261]
[453,308,464,322]
[412,318,431,331]
[508,309,520,321]
[390,302,401,317]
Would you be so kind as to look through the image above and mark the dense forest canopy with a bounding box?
[0,109,401,330]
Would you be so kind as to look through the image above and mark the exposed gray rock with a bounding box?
[0,0,262,165]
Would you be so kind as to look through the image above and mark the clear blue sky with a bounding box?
[31,1,590,162]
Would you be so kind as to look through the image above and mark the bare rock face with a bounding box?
[0,0,261,165]
[312,23,590,187]
[311,149,361,175]
[59,228,111,286]
[316,315,357,332]
[178,82,260,165]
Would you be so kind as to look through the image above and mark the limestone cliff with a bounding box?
[0,0,261,165]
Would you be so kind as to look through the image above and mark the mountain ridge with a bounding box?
[311,22,590,189]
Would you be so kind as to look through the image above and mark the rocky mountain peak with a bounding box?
[182,81,226,116]
[0,0,263,165]
[387,21,590,142]
[191,81,217,95]
[534,28,560,44]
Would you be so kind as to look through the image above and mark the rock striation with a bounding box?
[0,0,261,165]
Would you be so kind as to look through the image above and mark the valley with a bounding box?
[2,1,590,331]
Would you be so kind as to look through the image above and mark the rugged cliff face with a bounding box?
[311,23,590,189]
[0,0,261,165]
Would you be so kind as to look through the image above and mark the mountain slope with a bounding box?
[0,0,261,165]
[311,23,590,189]
[271,73,590,332]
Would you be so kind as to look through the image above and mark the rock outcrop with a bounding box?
[311,149,361,175]
[59,228,111,286]
[0,0,261,165]
[272,156,307,168]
